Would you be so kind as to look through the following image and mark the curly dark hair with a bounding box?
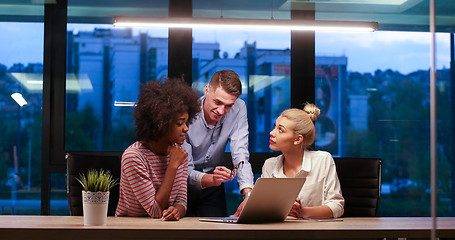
[133,78,201,142]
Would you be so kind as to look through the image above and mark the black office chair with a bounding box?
[66,152,122,216]
[333,157,382,217]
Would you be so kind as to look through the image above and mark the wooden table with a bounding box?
[0,216,454,240]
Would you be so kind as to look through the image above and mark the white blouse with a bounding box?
[261,150,345,218]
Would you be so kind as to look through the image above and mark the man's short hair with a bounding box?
[209,69,242,97]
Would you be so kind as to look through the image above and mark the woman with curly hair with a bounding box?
[262,103,344,218]
[115,79,200,221]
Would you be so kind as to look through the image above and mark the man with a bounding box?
[183,69,254,217]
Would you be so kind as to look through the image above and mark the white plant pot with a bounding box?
[82,191,109,226]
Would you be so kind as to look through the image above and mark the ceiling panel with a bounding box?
[0,0,453,32]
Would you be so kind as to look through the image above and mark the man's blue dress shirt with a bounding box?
[182,96,254,192]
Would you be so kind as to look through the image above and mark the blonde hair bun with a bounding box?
[303,103,320,122]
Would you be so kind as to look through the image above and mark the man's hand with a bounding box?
[212,166,234,186]
[230,188,252,217]
[201,166,235,188]
[230,197,247,217]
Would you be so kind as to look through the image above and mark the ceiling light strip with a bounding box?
[114,16,379,32]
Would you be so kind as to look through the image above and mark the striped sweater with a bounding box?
[115,141,188,217]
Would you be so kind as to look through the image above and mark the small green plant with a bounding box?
[76,169,119,192]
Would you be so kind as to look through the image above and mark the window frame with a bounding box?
[39,0,316,215]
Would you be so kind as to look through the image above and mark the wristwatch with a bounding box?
[243,191,251,199]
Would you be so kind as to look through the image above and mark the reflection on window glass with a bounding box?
[65,24,168,151]
[315,31,452,216]
[50,172,68,215]
[314,58,346,156]
[0,22,43,215]
[193,0,290,19]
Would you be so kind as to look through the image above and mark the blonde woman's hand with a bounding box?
[288,197,303,218]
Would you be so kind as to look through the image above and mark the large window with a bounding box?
[192,29,291,153]
[315,31,452,216]
[193,0,291,153]
[1,0,453,218]
[65,24,168,151]
[45,0,171,215]
[0,20,44,214]
[192,29,291,214]
[192,0,292,214]
[65,0,169,152]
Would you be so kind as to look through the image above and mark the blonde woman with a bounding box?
[262,104,344,218]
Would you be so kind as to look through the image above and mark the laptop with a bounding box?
[199,177,306,224]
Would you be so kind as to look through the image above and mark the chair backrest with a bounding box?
[66,152,122,216]
[333,157,382,217]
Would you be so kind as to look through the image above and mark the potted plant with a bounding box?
[76,169,119,226]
